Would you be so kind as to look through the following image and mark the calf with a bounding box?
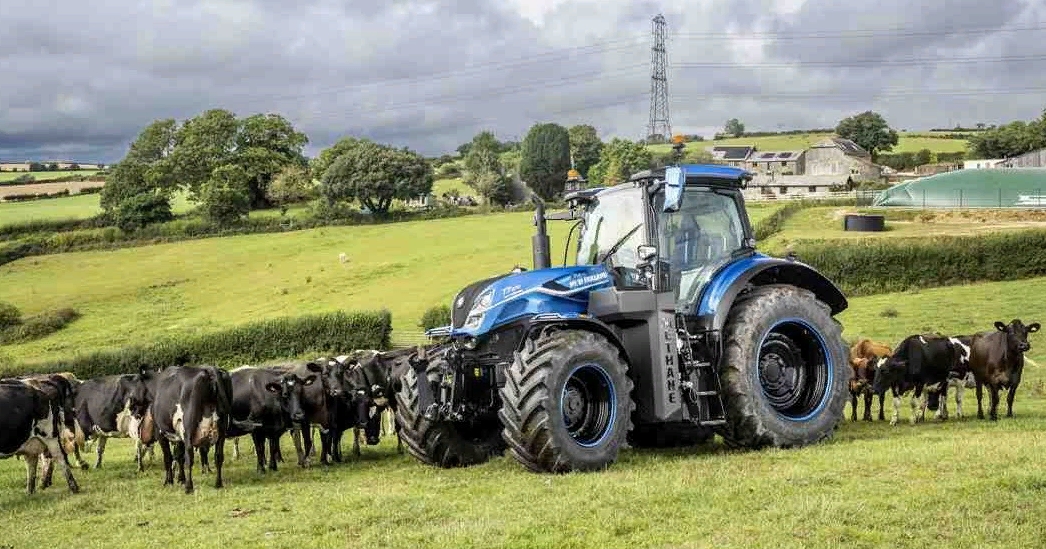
[871,334,965,425]
[140,365,233,494]
[968,319,1040,421]
[925,335,973,420]
[0,380,80,495]
[848,339,892,421]
[72,373,156,470]
[228,365,315,473]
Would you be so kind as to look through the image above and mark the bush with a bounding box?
[0,302,21,330]
[436,163,462,179]
[113,192,174,231]
[1,309,393,378]
[790,229,1046,296]
[418,304,451,331]
[201,165,252,225]
[0,308,80,345]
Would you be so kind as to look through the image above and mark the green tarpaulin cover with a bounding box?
[873,168,1046,208]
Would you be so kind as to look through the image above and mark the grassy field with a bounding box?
[0,170,100,183]
[758,206,1046,253]
[647,132,970,155]
[432,177,473,197]
[0,191,196,227]
[1,276,1044,549]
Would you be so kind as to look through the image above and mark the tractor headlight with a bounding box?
[464,287,494,329]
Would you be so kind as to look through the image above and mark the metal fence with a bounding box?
[744,189,1046,208]
[744,190,881,203]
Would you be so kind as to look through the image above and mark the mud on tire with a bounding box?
[394,362,504,468]
[716,284,849,450]
[498,329,635,473]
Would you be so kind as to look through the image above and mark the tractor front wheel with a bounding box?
[717,284,849,450]
[394,363,504,468]
[499,329,635,473]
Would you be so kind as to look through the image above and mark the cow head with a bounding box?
[266,371,316,423]
[994,319,1040,353]
[871,356,904,395]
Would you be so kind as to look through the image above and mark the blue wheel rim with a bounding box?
[755,318,833,422]
[560,363,617,447]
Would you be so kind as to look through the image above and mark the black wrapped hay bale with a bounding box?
[843,213,885,232]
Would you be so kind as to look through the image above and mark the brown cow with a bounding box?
[848,339,892,421]
[968,319,1039,421]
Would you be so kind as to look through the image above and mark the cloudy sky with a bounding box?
[2,0,1045,163]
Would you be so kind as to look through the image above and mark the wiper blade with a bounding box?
[597,223,642,265]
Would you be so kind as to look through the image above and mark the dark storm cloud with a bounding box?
[1,0,1045,163]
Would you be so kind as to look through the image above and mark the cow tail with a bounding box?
[205,366,232,422]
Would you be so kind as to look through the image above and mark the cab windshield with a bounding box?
[575,188,646,287]
[656,186,747,307]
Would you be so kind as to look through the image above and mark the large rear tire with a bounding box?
[394,362,504,468]
[716,284,848,450]
[498,329,635,473]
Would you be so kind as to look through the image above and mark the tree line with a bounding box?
[967,109,1046,159]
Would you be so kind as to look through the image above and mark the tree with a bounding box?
[519,122,571,201]
[320,141,433,215]
[200,164,252,225]
[234,113,309,209]
[166,108,240,199]
[266,165,317,215]
[463,132,503,181]
[568,124,602,178]
[310,136,369,179]
[99,118,181,219]
[834,111,899,160]
[724,118,745,138]
[471,170,513,207]
[914,148,933,166]
[587,138,654,187]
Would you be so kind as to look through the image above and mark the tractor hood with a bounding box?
[432,265,615,338]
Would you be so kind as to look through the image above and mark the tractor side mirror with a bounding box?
[637,245,658,262]
[663,166,685,213]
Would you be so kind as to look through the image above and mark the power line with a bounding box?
[673,54,1046,68]
[672,87,1046,99]
[668,24,1046,39]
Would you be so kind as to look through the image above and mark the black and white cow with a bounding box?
[227,365,315,474]
[11,373,84,488]
[926,335,974,421]
[871,334,969,425]
[344,346,430,454]
[135,365,233,494]
[0,379,81,495]
[72,373,156,471]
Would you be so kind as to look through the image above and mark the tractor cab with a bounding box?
[563,163,756,314]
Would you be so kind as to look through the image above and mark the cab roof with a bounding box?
[563,163,752,203]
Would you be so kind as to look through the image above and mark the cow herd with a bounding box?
[0,348,418,496]
[0,318,1041,498]
[848,318,1040,426]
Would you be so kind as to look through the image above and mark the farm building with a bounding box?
[744,174,851,200]
[708,146,755,167]
[744,150,805,176]
[872,168,1046,208]
[999,148,1046,168]
[802,138,882,182]
[963,158,1005,169]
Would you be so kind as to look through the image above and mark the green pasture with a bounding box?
[1,276,1044,549]
[0,192,197,227]
[0,170,101,183]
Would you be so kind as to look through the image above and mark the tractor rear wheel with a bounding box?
[394,363,504,468]
[717,284,848,450]
[498,329,635,473]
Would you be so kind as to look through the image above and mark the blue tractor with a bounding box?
[395,145,850,473]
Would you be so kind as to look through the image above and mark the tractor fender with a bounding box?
[518,315,632,366]
[698,256,848,332]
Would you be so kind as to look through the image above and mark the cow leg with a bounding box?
[395,422,403,454]
[935,385,949,421]
[1006,384,1018,418]
[976,382,985,419]
[71,424,89,470]
[24,453,40,495]
[291,427,308,467]
[44,434,80,494]
[232,437,240,461]
[909,389,920,425]
[183,443,195,494]
[319,428,333,466]
[251,431,267,474]
[850,392,858,421]
[159,439,175,486]
[268,435,279,471]
[94,436,108,469]
[354,426,362,457]
[862,392,873,421]
[890,388,901,426]
[213,437,225,490]
[40,454,54,489]
[954,383,964,420]
[174,442,187,485]
[876,392,885,421]
[199,445,211,474]
[988,386,1001,422]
